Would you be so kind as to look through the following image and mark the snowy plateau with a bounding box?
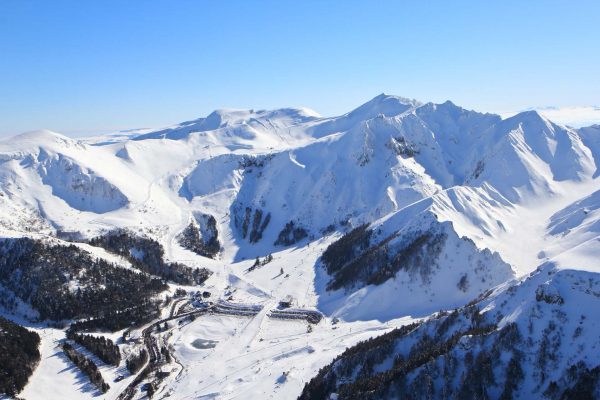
[1,94,600,399]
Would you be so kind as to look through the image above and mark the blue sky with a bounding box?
[1,0,599,137]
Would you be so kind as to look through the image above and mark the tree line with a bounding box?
[62,342,110,393]
[321,224,447,291]
[66,331,120,366]
[300,297,600,400]
[177,218,220,259]
[0,316,40,397]
[89,229,212,285]
[0,237,167,321]
[69,300,162,333]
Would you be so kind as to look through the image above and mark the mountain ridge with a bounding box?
[2,94,600,399]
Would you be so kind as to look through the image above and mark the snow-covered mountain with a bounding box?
[2,94,600,399]
[300,262,600,399]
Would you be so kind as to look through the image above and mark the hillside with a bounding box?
[1,94,600,399]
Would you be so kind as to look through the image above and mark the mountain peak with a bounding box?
[518,109,545,119]
[419,100,464,114]
[505,109,552,128]
[205,107,320,128]
[6,129,69,141]
[370,93,422,107]
[132,106,320,142]
[0,129,75,150]
[347,93,422,119]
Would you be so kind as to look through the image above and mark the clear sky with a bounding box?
[1,0,599,137]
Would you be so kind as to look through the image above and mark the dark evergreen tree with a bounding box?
[65,331,121,366]
[274,221,308,246]
[126,349,148,374]
[0,237,167,322]
[89,230,211,285]
[177,216,220,259]
[62,343,109,393]
[0,317,41,396]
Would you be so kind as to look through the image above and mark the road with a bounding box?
[116,307,209,400]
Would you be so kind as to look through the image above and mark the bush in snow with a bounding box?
[274,221,308,246]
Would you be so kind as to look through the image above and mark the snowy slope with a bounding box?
[133,107,320,147]
[468,111,595,201]
[316,205,513,322]
[300,262,600,399]
[2,95,600,317]
[2,96,600,301]
[2,95,600,399]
